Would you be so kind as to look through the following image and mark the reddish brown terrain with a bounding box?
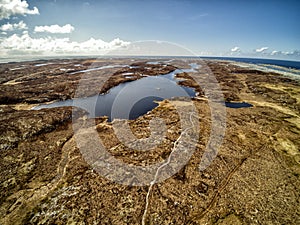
[0,58,299,224]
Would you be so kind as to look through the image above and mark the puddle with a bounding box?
[225,102,253,108]
[34,63,53,67]
[69,64,129,75]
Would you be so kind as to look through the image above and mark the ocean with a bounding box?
[202,57,300,70]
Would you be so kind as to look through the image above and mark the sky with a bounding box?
[0,0,300,60]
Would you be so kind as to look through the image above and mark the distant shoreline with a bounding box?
[1,55,300,68]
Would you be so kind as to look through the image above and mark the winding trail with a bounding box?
[142,112,196,225]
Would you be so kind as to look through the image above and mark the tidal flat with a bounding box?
[0,58,299,224]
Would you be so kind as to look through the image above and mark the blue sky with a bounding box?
[0,0,299,60]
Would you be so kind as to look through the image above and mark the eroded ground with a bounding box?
[0,58,299,224]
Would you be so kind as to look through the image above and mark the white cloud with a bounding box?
[0,20,27,31]
[251,49,300,59]
[231,46,240,52]
[281,51,297,56]
[281,50,300,57]
[0,23,13,31]
[267,50,300,57]
[34,24,75,34]
[0,33,130,56]
[255,47,269,53]
[271,50,280,56]
[0,0,39,20]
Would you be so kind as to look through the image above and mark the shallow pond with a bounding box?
[34,63,198,121]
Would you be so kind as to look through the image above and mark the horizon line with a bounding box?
[1,55,300,64]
